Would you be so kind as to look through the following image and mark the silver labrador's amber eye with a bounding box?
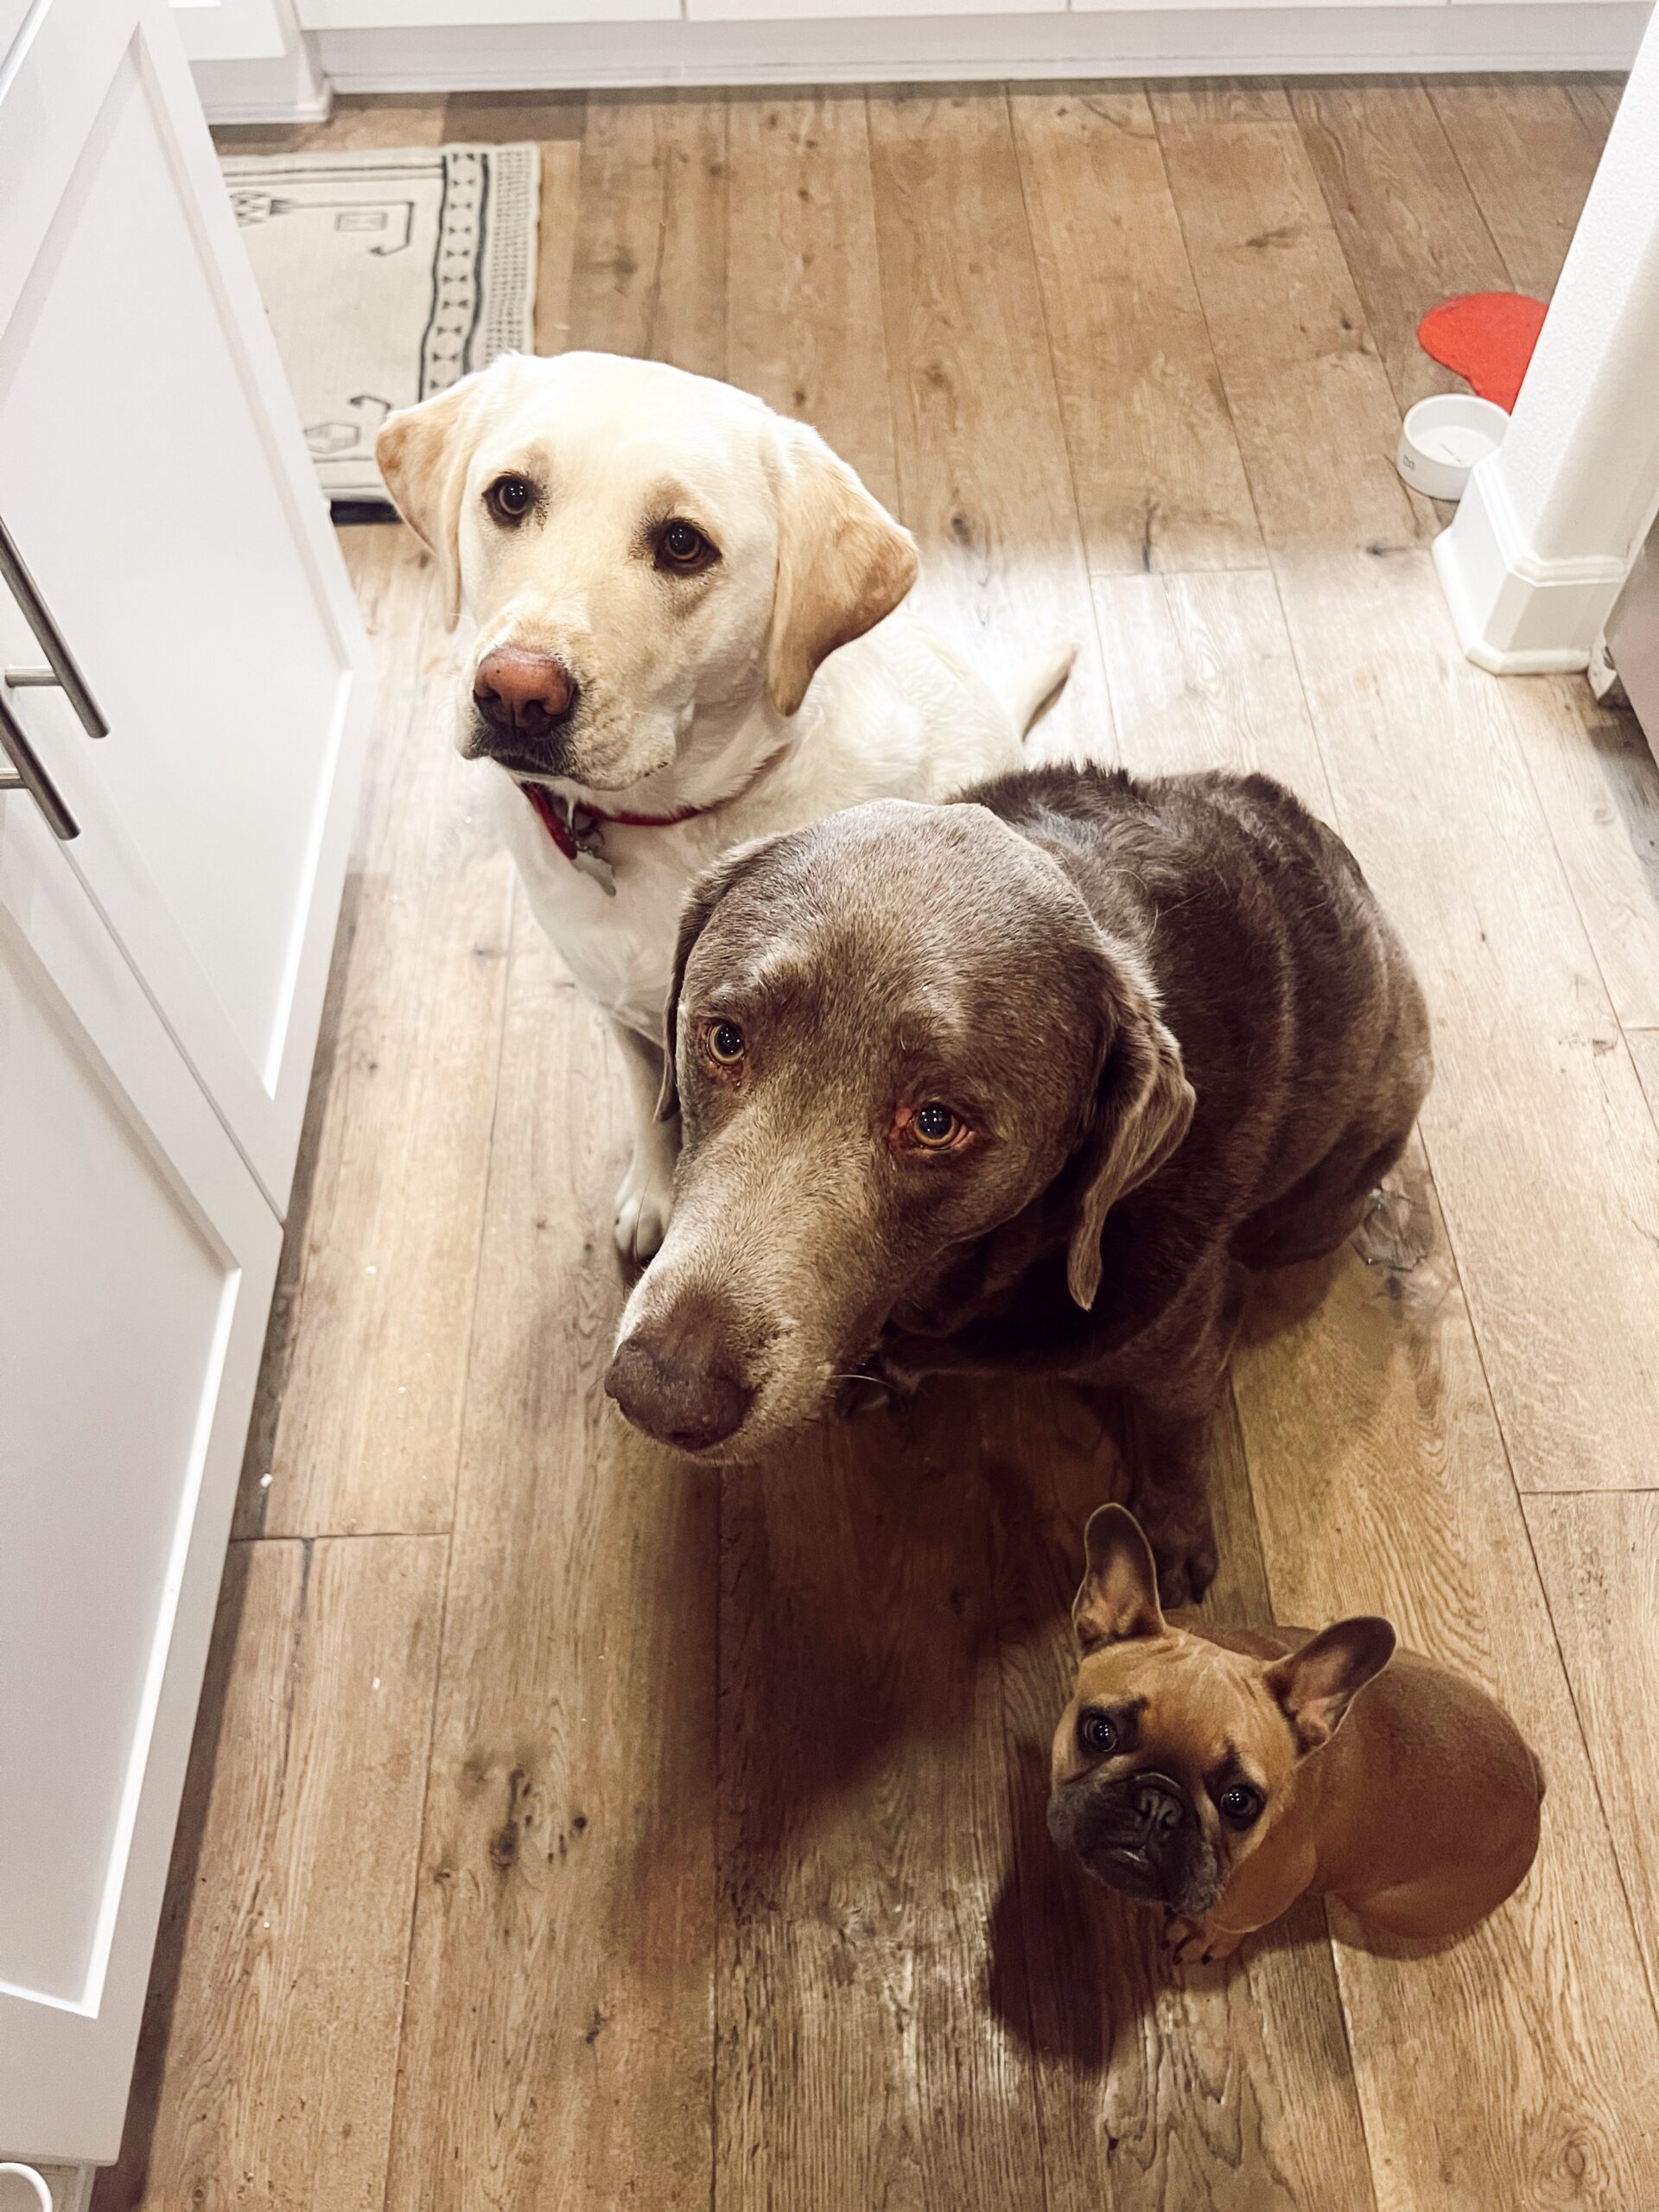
[912,1103,961,1148]
[706,1020,745,1066]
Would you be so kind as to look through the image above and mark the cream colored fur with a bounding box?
[378,350,1069,1259]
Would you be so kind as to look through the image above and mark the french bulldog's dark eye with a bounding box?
[915,1101,969,1150]
[486,474,536,524]
[658,519,716,572]
[1078,1710,1116,1758]
[1219,1783,1262,1828]
[706,1020,745,1067]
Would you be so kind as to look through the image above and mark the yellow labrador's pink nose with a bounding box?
[473,648,576,742]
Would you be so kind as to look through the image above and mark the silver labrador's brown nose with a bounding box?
[473,647,577,742]
[606,1299,753,1453]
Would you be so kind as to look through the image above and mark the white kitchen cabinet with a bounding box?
[279,3,1643,104]
[0,0,373,1213]
[0,0,371,2171]
[0,780,282,2168]
[169,0,298,61]
[301,0,677,28]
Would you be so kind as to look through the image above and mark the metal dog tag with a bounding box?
[573,846,616,896]
[564,800,618,896]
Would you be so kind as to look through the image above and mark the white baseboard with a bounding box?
[310,4,1648,90]
[192,33,334,122]
[1433,464,1630,676]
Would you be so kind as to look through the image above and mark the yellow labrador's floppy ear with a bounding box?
[1264,1617,1396,1752]
[1074,1503,1166,1653]
[1066,951,1196,1311]
[375,370,493,629]
[766,420,918,717]
[656,836,783,1122]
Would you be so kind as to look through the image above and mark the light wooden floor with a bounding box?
[97,76,1659,2212]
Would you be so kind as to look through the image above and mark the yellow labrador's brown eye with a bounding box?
[486,474,536,524]
[706,1019,745,1066]
[912,1103,961,1148]
[658,519,715,571]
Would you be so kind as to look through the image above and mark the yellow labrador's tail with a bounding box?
[999,640,1077,738]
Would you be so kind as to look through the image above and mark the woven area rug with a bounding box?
[221,145,540,512]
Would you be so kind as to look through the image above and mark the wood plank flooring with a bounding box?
[101,75,1658,2211]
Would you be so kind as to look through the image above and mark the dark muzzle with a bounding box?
[1048,1769,1221,1915]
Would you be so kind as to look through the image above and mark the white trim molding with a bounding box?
[305,5,1650,92]
[1435,2,1659,674]
[189,28,332,117]
[1435,469,1633,675]
[171,0,296,61]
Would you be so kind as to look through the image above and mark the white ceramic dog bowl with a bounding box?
[1395,393,1510,502]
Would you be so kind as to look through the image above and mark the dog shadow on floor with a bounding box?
[982,1731,1366,2085]
[599,1163,1433,2099]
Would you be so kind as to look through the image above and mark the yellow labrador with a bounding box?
[378,351,1071,1259]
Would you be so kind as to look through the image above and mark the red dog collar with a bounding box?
[520,779,707,863]
[519,745,788,890]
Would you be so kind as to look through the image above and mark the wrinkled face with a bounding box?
[1046,1505,1395,1916]
[375,353,916,795]
[605,802,1117,1459]
[1047,1634,1295,1916]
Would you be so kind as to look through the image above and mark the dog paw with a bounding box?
[613,1156,674,1265]
[1352,1182,1432,1272]
[1162,1912,1206,1963]
[1163,1913,1240,1967]
[1147,1524,1218,1611]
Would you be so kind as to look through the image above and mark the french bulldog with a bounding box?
[1047,1504,1545,1962]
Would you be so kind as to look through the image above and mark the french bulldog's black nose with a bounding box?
[1133,1777,1185,1836]
[607,1300,753,1453]
[473,647,578,744]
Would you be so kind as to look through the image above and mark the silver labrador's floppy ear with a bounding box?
[375,367,497,629]
[656,836,782,1122]
[1066,950,1196,1311]
[766,419,918,718]
[1073,1503,1166,1653]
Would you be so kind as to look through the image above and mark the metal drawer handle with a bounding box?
[0,682,79,839]
[0,513,108,740]
[0,2164,53,2210]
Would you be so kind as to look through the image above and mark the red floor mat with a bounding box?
[1417,292,1548,412]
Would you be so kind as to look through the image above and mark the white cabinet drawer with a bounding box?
[0,785,280,2165]
[0,0,367,2165]
[0,0,372,1211]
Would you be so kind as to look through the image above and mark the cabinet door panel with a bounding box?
[0,792,280,2166]
[0,0,372,1208]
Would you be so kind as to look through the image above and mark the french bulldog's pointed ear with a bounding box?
[1073,1503,1166,1653]
[1265,1617,1396,1753]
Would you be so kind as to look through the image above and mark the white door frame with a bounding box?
[1435,6,1659,674]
